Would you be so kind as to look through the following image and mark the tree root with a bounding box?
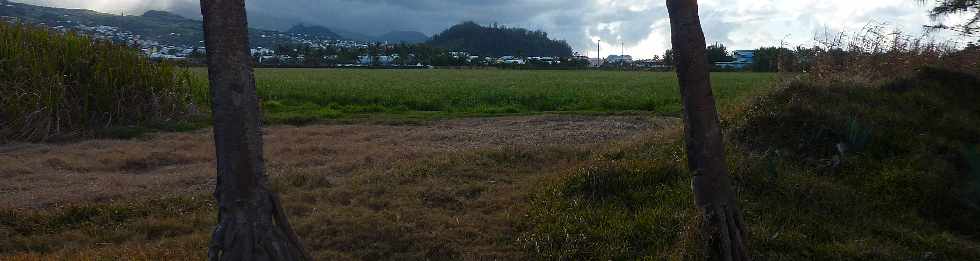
[701,202,750,261]
[207,192,310,261]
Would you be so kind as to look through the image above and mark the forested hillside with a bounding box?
[428,21,573,57]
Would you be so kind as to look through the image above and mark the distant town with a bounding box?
[0,0,769,70]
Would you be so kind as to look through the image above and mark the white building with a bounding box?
[606,55,633,64]
[358,55,396,65]
[251,47,274,56]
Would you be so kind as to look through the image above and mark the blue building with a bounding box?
[714,50,755,69]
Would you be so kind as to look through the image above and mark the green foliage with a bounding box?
[751,46,793,72]
[663,49,675,65]
[706,43,733,63]
[191,69,776,122]
[735,68,980,233]
[845,117,872,153]
[963,144,980,208]
[520,156,695,260]
[428,21,573,57]
[524,68,980,259]
[966,145,980,179]
[0,23,194,142]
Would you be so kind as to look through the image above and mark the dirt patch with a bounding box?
[0,115,676,210]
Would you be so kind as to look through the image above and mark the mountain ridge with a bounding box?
[0,1,428,47]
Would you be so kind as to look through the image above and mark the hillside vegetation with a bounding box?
[428,22,573,57]
[0,23,194,142]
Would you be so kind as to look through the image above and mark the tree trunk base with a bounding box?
[208,193,310,261]
[700,202,750,261]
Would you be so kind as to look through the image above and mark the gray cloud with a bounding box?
[14,0,964,58]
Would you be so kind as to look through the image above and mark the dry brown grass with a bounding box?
[808,23,979,83]
[0,115,678,259]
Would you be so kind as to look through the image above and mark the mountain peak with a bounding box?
[429,22,572,57]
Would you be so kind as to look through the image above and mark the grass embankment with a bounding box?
[189,69,776,124]
[0,23,196,142]
[522,68,980,259]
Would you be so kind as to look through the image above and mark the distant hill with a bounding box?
[332,28,428,44]
[331,28,376,42]
[0,1,325,48]
[428,21,573,57]
[376,31,429,44]
[287,24,341,39]
[0,1,202,46]
[0,0,431,47]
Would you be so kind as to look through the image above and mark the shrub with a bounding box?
[0,23,194,142]
[735,68,980,235]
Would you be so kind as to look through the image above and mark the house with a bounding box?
[250,47,274,56]
[358,55,396,65]
[449,51,470,58]
[606,55,633,64]
[528,56,559,65]
[501,58,526,65]
[715,50,755,69]
[259,55,277,63]
[149,53,184,60]
[634,59,672,69]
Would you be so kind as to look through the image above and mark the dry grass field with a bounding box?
[0,115,678,259]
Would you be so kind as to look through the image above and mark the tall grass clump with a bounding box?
[0,23,194,142]
[808,23,979,83]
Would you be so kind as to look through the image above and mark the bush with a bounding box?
[0,23,194,142]
[523,69,980,259]
[734,68,980,235]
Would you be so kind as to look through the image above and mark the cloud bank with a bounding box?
[13,0,971,58]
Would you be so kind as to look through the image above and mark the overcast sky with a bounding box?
[15,0,973,59]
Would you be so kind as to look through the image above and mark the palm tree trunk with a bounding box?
[665,0,750,260]
[200,0,309,260]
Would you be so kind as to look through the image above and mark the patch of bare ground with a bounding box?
[0,115,679,259]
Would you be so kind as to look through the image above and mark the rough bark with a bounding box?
[200,0,310,260]
[665,0,750,260]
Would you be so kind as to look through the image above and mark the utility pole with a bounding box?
[597,39,601,67]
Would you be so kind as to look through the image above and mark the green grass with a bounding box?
[521,67,980,259]
[189,69,777,123]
